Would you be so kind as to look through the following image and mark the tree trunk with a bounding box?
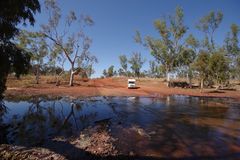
[166,68,170,87]
[189,77,192,88]
[200,78,204,92]
[69,70,74,86]
[69,63,75,86]
[56,70,63,86]
[36,65,40,84]
[187,68,192,88]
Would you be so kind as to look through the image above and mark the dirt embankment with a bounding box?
[5,77,240,100]
[0,125,118,160]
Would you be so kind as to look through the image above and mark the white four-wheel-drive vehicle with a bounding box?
[128,79,136,89]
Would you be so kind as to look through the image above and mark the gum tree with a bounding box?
[128,52,145,78]
[177,48,196,87]
[16,30,48,84]
[192,51,210,92]
[225,24,240,79]
[138,7,187,86]
[119,55,128,76]
[107,65,115,77]
[177,34,199,86]
[209,50,229,89]
[196,11,223,53]
[148,60,159,78]
[41,0,97,86]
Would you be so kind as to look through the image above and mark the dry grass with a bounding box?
[6,75,240,90]
[7,75,37,88]
[6,75,89,88]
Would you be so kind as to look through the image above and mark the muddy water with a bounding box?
[1,95,240,159]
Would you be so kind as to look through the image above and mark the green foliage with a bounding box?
[192,51,210,87]
[0,0,40,41]
[192,49,230,88]
[236,57,240,79]
[119,55,128,76]
[225,24,239,56]
[224,23,240,79]
[118,68,125,76]
[134,30,142,44]
[15,30,49,83]
[185,34,199,52]
[103,69,108,77]
[0,0,40,97]
[107,65,115,77]
[84,64,95,78]
[148,61,161,78]
[177,49,196,67]
[102,66,116,77]
[128,52,145,78]
[17,31,48,65]
[149,61,157,77]
[209,51,229,85]
[41,0,97,86]
[197,11,223,52]
[146,6,187,77]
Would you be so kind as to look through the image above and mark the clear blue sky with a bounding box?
[24,0,240,77]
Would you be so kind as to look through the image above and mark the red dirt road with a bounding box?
[5,77,240,99]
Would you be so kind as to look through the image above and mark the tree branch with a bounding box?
[43,33,73,64]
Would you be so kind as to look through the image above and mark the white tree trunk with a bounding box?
[200,78,204,92]
[69,64,75,86]
[69,70,74,86]
[187,69,192,88]
[166,68,170,87]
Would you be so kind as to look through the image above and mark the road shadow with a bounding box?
[128,87,140,89]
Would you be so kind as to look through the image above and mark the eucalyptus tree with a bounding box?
[85,64,95,78]
[40,0,97,86]
[185,34,200,53]
[148,60,158,78]
[177,34,199,86]
[196,11,223,53]
[103,69,108,77]
[209,50,230,89]
[137,7,187,86]
[128,52,145,78]
[192,51,210,92]
[224,24,240,79]
[52,53,66,86]
[236,58,240,80]
[119,54,128,76]
[193,49,229,91]
[177,48,196,86]
[107,65,115,77]
[16,30,48,84]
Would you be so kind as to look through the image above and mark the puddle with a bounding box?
[1,96,240,159]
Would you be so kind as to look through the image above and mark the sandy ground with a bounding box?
[5,77,240,100]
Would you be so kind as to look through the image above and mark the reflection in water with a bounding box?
[1,96,240,158]
[0,99,8,144]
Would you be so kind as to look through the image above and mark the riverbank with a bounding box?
[5,77,240,100]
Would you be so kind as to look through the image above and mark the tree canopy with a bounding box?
[0,0,40,97]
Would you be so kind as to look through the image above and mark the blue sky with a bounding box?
[23,0,240,77]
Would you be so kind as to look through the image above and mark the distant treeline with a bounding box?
[103,7,240,90]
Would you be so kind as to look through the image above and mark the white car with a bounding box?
[128,79,136,89]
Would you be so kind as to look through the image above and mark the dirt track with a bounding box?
[5,77,240,100]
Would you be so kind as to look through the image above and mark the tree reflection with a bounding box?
[0,99,8,144]
[6,97,98,147]
[11,98,47,146]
